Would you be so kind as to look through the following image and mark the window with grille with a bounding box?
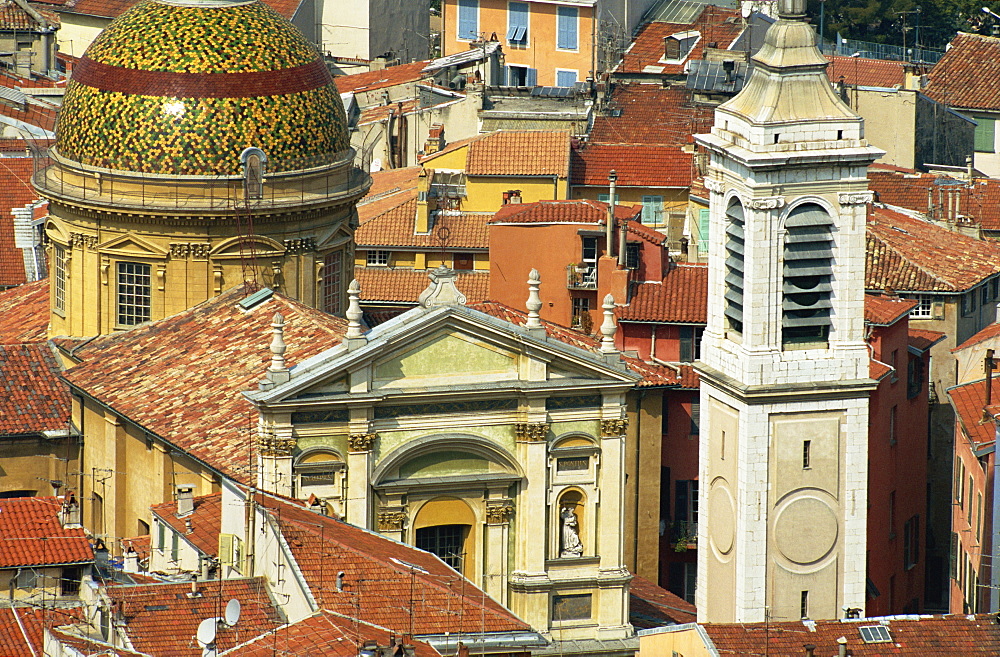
[415,524,466,570]
[366,250,390,266]
[782,204,833,344]
[322,250,342,314]
[53,244,66,313]
[909,294,933,318]
[724,200,745,334]
[116,262,151,326]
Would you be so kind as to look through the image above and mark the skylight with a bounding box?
[859,625,892,643]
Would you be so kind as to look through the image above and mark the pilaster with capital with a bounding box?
[376,506,408,542]
[515,423,549,442]
[484,495,514,605]
[345,433,377,529]
[257,427,295,497]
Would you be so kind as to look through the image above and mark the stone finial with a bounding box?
[526,269,543,328]
[418,265,467,308]
[345,279,367,351]
[777,0,806,18]
[269,312,288,369]
[600,294,618,355]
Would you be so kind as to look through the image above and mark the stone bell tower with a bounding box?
[693,0,883,623]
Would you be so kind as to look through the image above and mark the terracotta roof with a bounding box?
[618,7,744,76]
[948,378,1000,446]
[677,363,699,388]
[46,626,146,656]
[358,97,420,125]
[356,202,490,249]
[256,495,530,635]
[629,575,696,629]
[925,32,1000,110]
[55,0,301,20]
[617,265,707,324]
[864,293,917,325]
[571,143,693,188]
[466,130,570,177]
[62,288,348,482]
[121,534,151,562]
[150,493,222,558]
[0,156,41,287]
[355,267,490,305]
[0,279,50,344]
[826,55,906,87]
[589,84,714,147]
[226,610,442,657]
[362,166,422,202]
[0,342,70,436]
[867,166,1000,231]
[0,607,86,656]
[910,327,946,352]
[698,614,1000,654]
[105,577,282,655]
[419,133,480,163]
[0,95,57,133]
[870,359,893,381]
[492,198,640,223]
[865,206,1000,293]
[471,301,681,387]
[0,496,93,567]
[333,60,430,94]
[954,322,1000,352]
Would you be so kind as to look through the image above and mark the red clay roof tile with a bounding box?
[355,267,489,304]
[356,201,490,249]
[0,279,49,344]
[334,61,431,94]
[925,32,1000,111]
[910,327,945,352]
[151,493,222,557]
[618,8,743,76]
[949,378,1000,446]
[864,293,917,325]
[868,165,1000,231]
[0,342,70,435]
[571,142,693,188]
[0,156,41,287]
[954,322,1000,352]
[589,84,714,147]
[629,575,696,629]
[0,496,92,567]
[466,130,571,177]
[617,265,707,324]
[827,55,906,87]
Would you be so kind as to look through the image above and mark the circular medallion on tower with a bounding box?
[55,0,349,175]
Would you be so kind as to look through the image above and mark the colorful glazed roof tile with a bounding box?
[617,265,708,324]
[255,494,530,636]
[56,0,348,175]
[0,278,49,343]
[0,156,42,287]
[334,60,430,95]
[44,0,301,20]
[150,492,222,557]
[865,206,1000,293]
[618,7,743,76]
[925,32,1000,111]
[954,322,1000,352]
[695,614,1000,654]
[864,293,917,326]
[826,55,906,87]
[868,165,1000,231]
[571,143,693,188]
[0,342,70,435]
[948,378,1000,446]
[0,496,93,567]
[355,267,490,305]
[104,577,283,655]
[465,130,571,177]
[62,287,348,481]
[357,202,490,249]
[629,576,696,629]
[589,84,714,147]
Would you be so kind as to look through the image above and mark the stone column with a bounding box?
[510,420,551,631]
[484,496,514,605]
[257,426,295,497]
[346,432,377,529]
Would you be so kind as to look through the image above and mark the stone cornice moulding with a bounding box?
[838,191,873,205]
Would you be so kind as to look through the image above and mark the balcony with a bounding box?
[670,521,698,551]
[567,263,597,290]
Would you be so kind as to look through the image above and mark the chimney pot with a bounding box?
[176,485,195,517]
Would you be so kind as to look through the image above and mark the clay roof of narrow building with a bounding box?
[354,267,490,305]
[826,55,907,87]
[924,32,1000,110]
[150,492,223,557]
[466,130,571,177]
[947,378,1000,446]
[0,496,93,567]
[0,341,70,435]
[0,606,82,656]
[333,60,431,94]
[570,142,693,188]
[864,294,918,326]
[953,322,1000,352]
[617,264,708,324]
[589,84,715,147]
[629,576,697,629]
[618,7,744,76]
[910,328,946,352]
[490,200,665,245]
[0,156,41,287]
[0,279,49,344]
[867,165,1000,231]
[356,201,491,249]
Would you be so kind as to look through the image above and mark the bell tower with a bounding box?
[693,0,883,622]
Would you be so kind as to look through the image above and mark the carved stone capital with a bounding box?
[745,196,785,210]
[170,243,211,259]
[348,432,377,452]
[515,422,549,442]
[601,418,629,437]
[838,191,873,205]
[377,510,408,532]
[69,232,98,250]
[258,434,296,457]
[704,178,724,194]
[283,237,316,254]
[486,502,514,525]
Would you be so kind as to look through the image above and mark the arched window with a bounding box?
[292,450,343,500]
[240,147,267,200]
[413,497,476,572]
[783,204,834,344]
[724,200,745,334]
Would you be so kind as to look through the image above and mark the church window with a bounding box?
[293,450,343,499]
[782,204,833,344]
[416,525,466,569]
[724,200,744,334]
[322,250,343,314]
[241,148,266,200]
[53,244,66,313]
[116,262,151,326]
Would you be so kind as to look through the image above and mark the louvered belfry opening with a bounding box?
[782,203,834,344]
[724,199,745,334]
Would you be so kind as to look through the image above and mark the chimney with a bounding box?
[415,170,432,234]
[618,218,627,267]
[187,574,202,598]
[606,170,617,255]
[176,485,195,517]
[60,491,81,528]
[525,269,546,338]
[837,636,847,657]
[803,645,816,657]
[424,123,444,155]
[345,280,367,351]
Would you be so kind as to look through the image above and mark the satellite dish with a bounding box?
[224,599,241,627]
[196,618,217,647]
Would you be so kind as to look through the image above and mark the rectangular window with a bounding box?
[689,401,700,435]
[698,208,710,253]
[507,2,528,45]
[800,590,809,619]
[556,69,577,87]
[366,250,390,267]
[503,65,536,87]
[552,593,592,621]
[674,479,698,524]
[903,515,920,569]
[116,262,151,326]
[581,236,598,262]
[907,355,924,399]
[977,492,983,543]
[170,531,178,562]
[641,195,663,225]
[625,242,640,270]
[556,6,578,50]
[457,0,478,40]
[157,520,165,552]
[962,290,977,316]
[888,490,896,538]
[803,440,811,469]
[889,405,897,446]
[53,244,66,313]
[61,566,81,596]
[322,250,343,314]
[571,296,590,329]
[975,117,995,153]
[453,252,474,270]
[909,294,933,318]
[679,326,703,362]
[597,193,610,203]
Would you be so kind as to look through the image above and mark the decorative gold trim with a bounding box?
[515,422,549,442]
[377,510,407,532]
[258,435,296,456]
[600,418,628,437]
[348,432,377,451]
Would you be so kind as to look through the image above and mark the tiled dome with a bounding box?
[55,0,350,176]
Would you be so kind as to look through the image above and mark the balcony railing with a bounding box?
[567,263,597,290]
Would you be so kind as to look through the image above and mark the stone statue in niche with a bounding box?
[560,506,584,558]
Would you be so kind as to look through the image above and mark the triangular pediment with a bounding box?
[98,234,168,257]
[372,329,519,388]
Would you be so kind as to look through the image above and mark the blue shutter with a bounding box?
[557,6,578,50]
[698,207,710,253]
[526,67,537,87]
[458,0,478,40]
[641,195,662,224]
[556,70,577,87]
[508,2,528,44]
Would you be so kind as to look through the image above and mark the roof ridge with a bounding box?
[866,221,960,291]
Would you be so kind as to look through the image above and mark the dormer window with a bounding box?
[662,31,699,62]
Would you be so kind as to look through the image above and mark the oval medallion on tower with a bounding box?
[774,495,839,565]
[708,479,736,555]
